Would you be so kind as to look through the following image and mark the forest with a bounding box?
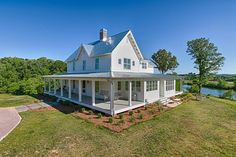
[0,57,66,95]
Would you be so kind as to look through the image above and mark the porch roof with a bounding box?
[43,72,178,80]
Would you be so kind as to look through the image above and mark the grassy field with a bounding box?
[0,97,235,156]
[0,94,37,107]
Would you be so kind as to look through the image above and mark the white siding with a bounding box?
[67,49,111,73]
[111,36,155,73]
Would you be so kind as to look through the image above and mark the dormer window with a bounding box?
[124,58,131,70]
[142,62,147,69]
[82,60,86,71]
[95,58,99,70]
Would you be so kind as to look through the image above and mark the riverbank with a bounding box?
[184,81,236,91]
[183,84,236,100]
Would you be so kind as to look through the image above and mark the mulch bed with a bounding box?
[72,104,170,132]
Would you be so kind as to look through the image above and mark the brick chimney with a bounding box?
[99,28,108,41]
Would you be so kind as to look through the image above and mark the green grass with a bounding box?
[0,97,236,156]
[0,94,37,107]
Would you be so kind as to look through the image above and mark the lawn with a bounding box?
[0,94,37,107]
[0,97,235,156]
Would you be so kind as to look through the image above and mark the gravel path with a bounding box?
[0,108,21,141]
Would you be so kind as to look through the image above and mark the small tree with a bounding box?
[186,38,225,93]
[151,49,179,74]
[218,79,227,88]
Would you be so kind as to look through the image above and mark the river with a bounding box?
[182,84,236,100]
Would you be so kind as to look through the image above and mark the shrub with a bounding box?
[138,114,143,120]
[129,115,135,122]
[187,84,199,93]
[129,111,134,116]
[137,109,141,113]
[97,113,102,118]
[119,114,124,119]
[221,90,234,100]
[118,119,125,125]
[108,117,113,123]
[88,110,93,115]
[80,108,85,113]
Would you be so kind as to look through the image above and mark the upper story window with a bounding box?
[118,59,122,64]
[124,58,131,70]
[132,61,135,66]
[166,80,174,91]
[72,61,76,71]
[142,63,147,69]
[82,60,86,71]
[95,58,99,70]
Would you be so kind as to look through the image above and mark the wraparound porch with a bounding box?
[45,91,145,115]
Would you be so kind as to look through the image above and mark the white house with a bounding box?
[43,29,182,115]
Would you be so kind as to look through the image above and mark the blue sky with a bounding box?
[0,0,235,74]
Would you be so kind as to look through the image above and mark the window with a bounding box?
[166,80,174,91]
[146,81,158,91]
[82,60,86,71]
[124,58,131,69]
[125,81,128,91]
[73,80,76,89]
[136,81,141,92]
[142,63,147,69]
[82,80,86,93]
[95,81,99,93]
[95,58,99,70]
[132,81,135,91]
[118,59,122,64]
[132,61,135,66]
[117,81,121,90]
[73,61,76,71]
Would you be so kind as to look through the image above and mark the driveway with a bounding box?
[0,108,21,141]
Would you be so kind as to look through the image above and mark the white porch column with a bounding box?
[44,78,46,93]
[143,81,147,103]
[53,79,56,95]
[48,79,51,93]
[68,79,71,99]
[92,80,95,106]
[110,80,114,115]
[164,80,166,97]
[78,80,82,102]
[60,79,63,97]
[174,80,176,92]
[128,81,132,106]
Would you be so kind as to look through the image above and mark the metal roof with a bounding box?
[65,30,129,62]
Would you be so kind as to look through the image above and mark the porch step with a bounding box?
[158,97,172,106]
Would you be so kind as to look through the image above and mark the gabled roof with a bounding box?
[65,30,144,62]
[66,30,129,62]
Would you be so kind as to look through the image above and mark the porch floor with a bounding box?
[51,90,144,114]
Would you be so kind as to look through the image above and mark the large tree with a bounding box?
[151,49,179,74]
[186,38,225,93]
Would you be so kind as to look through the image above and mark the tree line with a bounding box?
[0,57,66,95]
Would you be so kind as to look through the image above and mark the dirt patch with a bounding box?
[72,103,170,132]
